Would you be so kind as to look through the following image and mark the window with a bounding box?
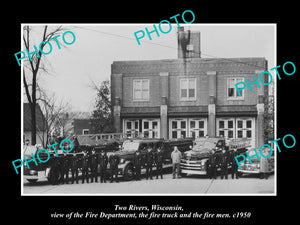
[235,118,254,147]
[187,44,194,51]
[124,119,139,138]
[82,129,89,135]
[133,79,149,101]
[169,119,187,139]
[227,78,244,99]
[189,118,207,138]
[246,120,252,128]
[186,44,194,57]
[142,119,160,138]
[180,78,196,100]
[237,120,243,128]
[217,118,235,139]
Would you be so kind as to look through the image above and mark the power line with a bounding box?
[71,25,267,69]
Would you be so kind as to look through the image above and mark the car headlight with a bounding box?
[29,170,38,175]
[120,158,125,164]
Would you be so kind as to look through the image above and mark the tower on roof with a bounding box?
[178,27,201,59]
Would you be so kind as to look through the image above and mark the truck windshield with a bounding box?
[193,141,216,151]
[23,145,37,156]
[122,142,140,151]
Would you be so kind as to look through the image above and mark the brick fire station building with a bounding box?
[111,28,268,148]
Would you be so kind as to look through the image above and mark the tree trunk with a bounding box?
[30,102,36,145]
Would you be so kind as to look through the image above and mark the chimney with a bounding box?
[178,27,201,59]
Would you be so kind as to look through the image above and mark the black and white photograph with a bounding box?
[5,5,298,225]
[20,24,276,195]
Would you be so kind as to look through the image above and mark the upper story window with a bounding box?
[186,44,194,57]
[133,79,149,101]
[82,129,89,135]
[180,78,196,101]
[227,77,244,100]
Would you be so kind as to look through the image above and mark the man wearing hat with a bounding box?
[109,150,120,183]
[90,149,98,183]
[208,149,217,179]
[98,150,108,183]
[81,150,89,183]
[229,148,239,179]
[145,146,154,180]
[59,153,69,184]
[155,147,164,179]
[133,150,143,181]
[71,153,80,184]
[220,149,229,180]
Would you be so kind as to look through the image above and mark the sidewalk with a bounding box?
[23,173,275,195]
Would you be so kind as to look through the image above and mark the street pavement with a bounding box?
[22,171,275,195]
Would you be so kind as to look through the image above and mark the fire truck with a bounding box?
[114,138,193,181]
[180,137,251,176]
[23,134,122,183]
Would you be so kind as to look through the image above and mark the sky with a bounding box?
[22,24,276,112]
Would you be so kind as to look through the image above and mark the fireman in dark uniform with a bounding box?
[155,147,164,179]
[90,149,98,183]
[109,150,120,183]
[59,154,69,184]
[145,146,154,180]
[72,135,80,153]
[133,151,142,181]
[71,153,80,184]
[229,148,239,179]
[81,150,89,183]
[208,149,217,179]
[220,149,229,179]
[99,150,108,183]
[50,156,60,185]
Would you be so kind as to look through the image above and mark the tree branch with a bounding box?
[23,69,32,104]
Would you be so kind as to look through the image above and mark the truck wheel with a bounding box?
[124,164,134,181]
[27,179,38,183]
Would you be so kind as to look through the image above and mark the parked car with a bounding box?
[237,147,274,176]
[180,137,250,176]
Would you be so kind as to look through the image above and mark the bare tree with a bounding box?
[23,25,65,145]
[37,88,70,147]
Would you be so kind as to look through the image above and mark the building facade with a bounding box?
[111,28,268,148]
[64,118,92,136]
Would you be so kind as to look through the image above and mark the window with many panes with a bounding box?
[170,119,187,139]
[133,79,149,101]
[227,77,244,100]
[189,119,207,138]
[142,119,160,138]
[124,120,139,138]
[180,78,196,100]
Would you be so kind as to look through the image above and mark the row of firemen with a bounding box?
[133,146,166,180]
[50,149,119,185]
[207,148,239,179]
[49,148,243,185]
[49,146,168,185]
